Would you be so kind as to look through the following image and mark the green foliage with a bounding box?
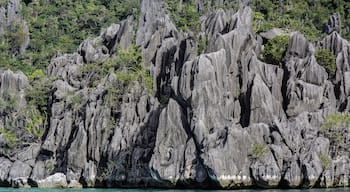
[115,45,143,70]
[0,21,33,75]
[322,113,350,130]
[263,35,290,66]
[251,0,350,40]
[24,108,44,139]
[0,0,141,72]
[315,49,337,78]
[1,91,18,112]
[5,22,27,54]
[80,45,153,96]
[321,113,350,157]
[79,62,110,87]
[197,37,208,54]
[27,76,53,116]
[46,161,55,173]
[252,143,267,158]
[104,87,123,109]
[0,127,18,149]
[66,93,85,112]
[112,45,152,93]
[318,153,331,169]
[143,70,153,94]
[166,0,201,33]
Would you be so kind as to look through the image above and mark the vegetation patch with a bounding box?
[262,35,290,66]
[166,0,201,33]
[252,1,350,40]
[252,143,268,158]
[0,127,18,149]
[321,113,350,157]
[318,153,331,169]
[315,49,337,78]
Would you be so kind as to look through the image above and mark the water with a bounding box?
[1,188,350,192]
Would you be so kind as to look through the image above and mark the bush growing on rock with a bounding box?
[166,0,201,32]
[0,127,18,149]
[252,143,268,158]
[315,49,336,78]
[262,35,290,66]
[114,45,153,93]
[317,153,331,169]
[320,113,350,157]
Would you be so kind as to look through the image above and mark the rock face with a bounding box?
[36,173,68,189]
[1,0,350,189]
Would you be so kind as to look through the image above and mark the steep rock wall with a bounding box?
[1,0,350,189]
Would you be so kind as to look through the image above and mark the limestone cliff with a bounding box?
[1,0,350,189]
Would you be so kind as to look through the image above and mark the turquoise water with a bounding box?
[1,188,350,192]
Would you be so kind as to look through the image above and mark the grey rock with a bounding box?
[8,160,32,185]
[101,17,134,52]
[0,158,12,185]
[15,144,40,167]
[324,13,341,35]
[203,9,228,40]
[6,0,22,24]
[319,32,350,111]
[287,32,312,58]
[150,99,197,186]
[283,160,302,188]
[79,37,109,64]
[249,74,284,124]
[4,1,350,189]
[248,124,281,187]
[68,179,83,188]
[81,161,96,187]
[0,7,5,34]
[260,28,290,40]
[11,177,30,188]
[37,173,68,189]
[284,33,332,117]
[250,150,281,188]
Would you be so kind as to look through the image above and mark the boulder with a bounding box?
[37,173,68,189]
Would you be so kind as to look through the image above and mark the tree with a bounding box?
[263,35,290,66]
[315,49,336,78]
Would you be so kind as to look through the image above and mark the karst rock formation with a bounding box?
[1,0,350,189]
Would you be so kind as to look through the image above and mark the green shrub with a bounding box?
[114,45,153,93]
[315,49,336,78]
[79,45,153,94]
[252,0,329,40]
[143,70,153,94]
[67,94,85,112]
[321,113,350,157]
[263,35,290,66]
[27,76,53,116]
[197,37,208,54]
[0,127,18,149]
[79,62,109,87]
[322,113,350,130]
[116,45,143,70]
[166,0,201,33]
[24,108,44,139]
[1,91,18,112]
[5,22,27,54]
[252,143,267,158]
[318,153,331,169]
[104,87,123,108]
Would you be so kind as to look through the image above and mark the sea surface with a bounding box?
[1,188,350,192]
